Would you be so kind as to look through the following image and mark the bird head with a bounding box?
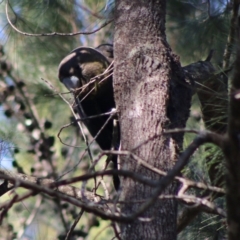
[58,47,110,95]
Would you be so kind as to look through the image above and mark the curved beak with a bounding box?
[61,76,80,91]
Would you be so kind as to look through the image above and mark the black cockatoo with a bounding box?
[58,45,120,189]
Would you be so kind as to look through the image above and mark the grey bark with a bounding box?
[223,48,240,240]
[114,0,191,239]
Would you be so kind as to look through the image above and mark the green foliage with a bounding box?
[167,0,231,64]
[0,0,115,239]
[0,0,232,239]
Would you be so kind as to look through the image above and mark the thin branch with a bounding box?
[175,195,226,218]
[102,128,225,196]
[6,0,112,37]
[131,128,199,152]
[111,222,122,240]
[222,0,239,69]
[17,196,43,239]
[93,224,112,240]
[102,149,225,194]
[65,209,84,240]
[0,193,18,224]
[128,131,224,220]
[72,0,107,19]
[0,167,226,223]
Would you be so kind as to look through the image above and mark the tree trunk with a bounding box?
[114,0,191,239]
[224,49,240,240]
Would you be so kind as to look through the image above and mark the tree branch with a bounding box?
[6,0,112,37]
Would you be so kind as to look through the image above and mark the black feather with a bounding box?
[58,46,120,189]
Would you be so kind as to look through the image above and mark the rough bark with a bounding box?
[223,48,240,240]
[114,1,191,239]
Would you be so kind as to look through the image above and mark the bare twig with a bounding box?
[93,224,111,240]
[0,164,226,223]
[65,209,84,240]
[102,149,225,194]
[0,193,18,224]
[72,0,107,19]
[222,0,240,69]
[17,196,43,239]
[126,131,224,221]
[111,222,122,240]
[6,0,112,37]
